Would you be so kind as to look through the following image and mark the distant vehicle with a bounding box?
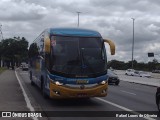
[156,87,160,112]
[152,69,160,73]
[125,69,135,76]
[20,62,26,68]
[22,64,28,71]
[108,69,120,85]
[20,62,28,71]
[133,71,151,78]
[109,67,114,71]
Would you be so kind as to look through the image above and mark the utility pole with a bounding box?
[0,24,3,67]
[0,24,3,41]
[77,12,81,27]
[131,18,135,69]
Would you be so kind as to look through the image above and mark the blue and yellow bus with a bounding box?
[28,28,115,99]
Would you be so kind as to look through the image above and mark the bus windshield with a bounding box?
[50,36,107,77]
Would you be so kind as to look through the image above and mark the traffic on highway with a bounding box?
[0,26,160,119]
[1,0,160,120]
[15,68,160,119]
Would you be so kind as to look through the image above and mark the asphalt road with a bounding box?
[0,69,33,120]
[14,68,160,120]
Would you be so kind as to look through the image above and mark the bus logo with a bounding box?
[76,80,89,84]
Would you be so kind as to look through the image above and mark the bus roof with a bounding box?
[49,28,102,37]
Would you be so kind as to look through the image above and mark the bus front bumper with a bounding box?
[49,83,108,99]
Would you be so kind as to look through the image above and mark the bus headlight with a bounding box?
[100,80,107,85]
[55,81,63,86]
[49,78,63,86]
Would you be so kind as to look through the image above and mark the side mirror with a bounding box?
[38,55,44,59]
[45,36,50,53]
[103,39,115,55]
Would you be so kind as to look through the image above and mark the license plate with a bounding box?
[77,93,87,97]
[76,80,89,84]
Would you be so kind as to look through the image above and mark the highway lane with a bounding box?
[107,81,157,111]
[17,70,124,112]
[16,69,159,120]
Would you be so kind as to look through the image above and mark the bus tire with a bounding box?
[41,80,48,99]
[156,93,160,112]
[31,81,35,86]
[29,71,32,80]
[30,72,34,86]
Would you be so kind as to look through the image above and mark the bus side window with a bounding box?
[28,43,39,58]
[28,43,39,67]
[40,34,44,57]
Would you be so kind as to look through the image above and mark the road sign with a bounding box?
[148,53,154,57]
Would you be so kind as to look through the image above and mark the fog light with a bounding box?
[54,90,60,95]
[102,89,107,93]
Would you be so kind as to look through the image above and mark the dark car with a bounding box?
[107,69,120,85]
[156,87,160,111]
[152,69,160,73]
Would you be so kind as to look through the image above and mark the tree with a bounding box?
[108,60,126,70]
[0,37,29,67]
[0,41,2,67]
[148,59,159,71]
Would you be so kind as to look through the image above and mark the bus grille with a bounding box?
[65,84,98,89]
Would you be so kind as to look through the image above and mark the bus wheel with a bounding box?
[30,72,34,86]
[158,99,160,112]
[31,81,34,86]
[41,81,48,99]
[156,94,160,112]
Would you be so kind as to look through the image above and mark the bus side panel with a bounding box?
[40,58,50,96]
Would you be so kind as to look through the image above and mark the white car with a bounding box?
[20,62,28,71]
[133,71,151,78]
[22,64,28,71]
[125,69,135,76]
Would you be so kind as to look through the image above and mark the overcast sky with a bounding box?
[0,0,160,62]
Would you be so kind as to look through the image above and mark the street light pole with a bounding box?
[131,18,135,69]
[0,24,3,41]
[0,24,3,67]
[77,12,81,27]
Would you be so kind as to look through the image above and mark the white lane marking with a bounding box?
[96,97,155,120]
[15,69,38,120]
[120,90,136,96]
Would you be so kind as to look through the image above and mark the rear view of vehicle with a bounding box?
[107,69,120,85]
[22,64,28,71]
[21,62,28,71]
[125,69,135,76]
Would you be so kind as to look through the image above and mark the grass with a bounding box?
[0,67,7,74]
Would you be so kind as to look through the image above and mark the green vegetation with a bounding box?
[108,59,160,71]
[0,67,6,74]
[0,37,29,67]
